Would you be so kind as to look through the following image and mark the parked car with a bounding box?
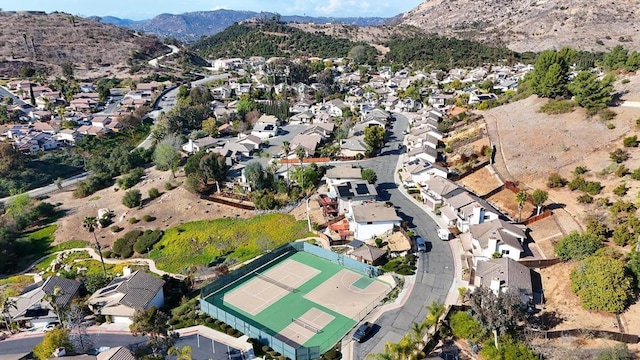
[43,322,60,332]
[437,228,451,241]
[416,237,427,252]
[352,322,372,342]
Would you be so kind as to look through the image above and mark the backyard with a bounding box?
[148,213,313,273]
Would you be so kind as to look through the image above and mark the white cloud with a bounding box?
[314,0,344,15]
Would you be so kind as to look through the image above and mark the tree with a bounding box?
[515,190,528,222]
[168,345,193,360]
[5,191,32,220]
[626,250,640,289]
[282,141,291,188]
[568,71,614,113]
[83,216,107,276]
[466,286,526,349]
[32,328,73,360]
[122,189,142,209]
[153,134,182,178]
[364,125,386,155]
[0,142,25,173]
[296,146,306,192]
[571,256,632,313]
[200,153,228,193]
[531,189,549,216]
[130,307,176,356]
[201,117,219,137]
[361,168,378,184]
[539,63,568,98]
[244,162,269,191]
[0,296,16,333]
[449,311,483,340]
[554,231,602,261]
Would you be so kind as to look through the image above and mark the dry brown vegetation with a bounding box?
[0,11,168,78]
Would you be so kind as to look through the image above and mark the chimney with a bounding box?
[123,266,132,277]
[490,277,501,295]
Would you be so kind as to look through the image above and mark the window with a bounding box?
[501,250,510,255]
[367,221,373,225]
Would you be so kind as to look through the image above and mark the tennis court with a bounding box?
[203,250,392,351]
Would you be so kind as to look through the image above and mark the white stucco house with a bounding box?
[87,269,165,325]
[348,202,401,241]
[460,219,527,266]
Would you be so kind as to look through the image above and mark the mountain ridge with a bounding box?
[98,9,390,42]
[398,0,640,52]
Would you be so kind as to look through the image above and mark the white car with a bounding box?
[43,322,60,332]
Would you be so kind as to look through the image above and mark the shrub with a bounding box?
[607,122,616,129]
[568,176,586,191]
[599,108,617,121]
[615,165,629,177]
[539,99,576,114]
[623,135,638,147]
[572,166,589,176]
[226,328,236,335]
[128,217,139,224]
[612,225,635,246]
[143,214,156,222]
[547,173,567,188]
[554,231,602,261]
[165,182,174,191]
[450,311,483,340]
[613,184,628,197]
[122,189,142,208]
[610,200,636,215]
[133,229,164,254]
[577,194,593,204]
[148,187,161,199]
[622,79,631,84]
[110,225,123,233]
[116,168,144,189]
[571,256,632,313]
[355,153,364,160]
[610,148,630,163]
[632,168,640,180]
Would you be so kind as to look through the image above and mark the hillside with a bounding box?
[99,10,389,42]
[398,0,640,52]
[0,11,168,78]
[190,21,379,61]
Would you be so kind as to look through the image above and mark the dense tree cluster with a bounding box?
[192,22,378,62]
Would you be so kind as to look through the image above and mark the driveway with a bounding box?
[351,113,455,359]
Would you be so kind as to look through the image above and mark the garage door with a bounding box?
[111,316,133,325]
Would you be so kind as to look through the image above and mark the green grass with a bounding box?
[0,275,35,297]
[149,214,312,273]
[539,99,576,114]
[51,240,89,252]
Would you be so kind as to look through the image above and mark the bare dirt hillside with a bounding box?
[399,0,640,52]
[0,11,168,78]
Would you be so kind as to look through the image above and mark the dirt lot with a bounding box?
[49,168,251,248]
[486,188,536,221]
[457,166,502,197]
[526,215,564,258]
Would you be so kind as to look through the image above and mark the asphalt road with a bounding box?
[351,113,455,359]
[0,333,241,360]
[0,85,29,107]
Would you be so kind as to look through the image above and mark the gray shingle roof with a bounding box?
[476,257,532,296]
[114,271,165,310]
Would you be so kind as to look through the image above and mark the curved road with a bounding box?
[352,113,455,359]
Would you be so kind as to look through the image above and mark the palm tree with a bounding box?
[282,141,291,188]
[0,297,17,333]
[409,321,427,351]
[515,190,528,222]
[425,300,445,328]
[168,345,192,360]
[296,146,306,192]
[83,216,107,276]
[45,286,64,323]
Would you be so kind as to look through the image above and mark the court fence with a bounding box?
[199,242,384,360]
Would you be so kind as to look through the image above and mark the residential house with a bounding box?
[182,136,222,154]
[325,164,363,190]
[291,99,314,114]
[9,276,81,329]
[236,134,262,152]
[339,136,368,157]
[469,92,498,105]
[474,257,534,305]
[88,269,165,325]
[56,128,81,144]
[353,118,386,135]
[441,191,500,232]
[211,86,233,100]
[251,123,278,139]
[302,123,334,138]
[419,175,463,211]
[461,219,526,265]
[290,133,323,157]
[406,145,438,164]
[348,202,401,241]
[333,180,377,214]
[401,159,448,187]
[289,111,314,124]
[350,243,387,266]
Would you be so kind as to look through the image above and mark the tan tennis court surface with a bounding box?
[204,251,392,351]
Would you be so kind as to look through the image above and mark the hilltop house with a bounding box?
[88,269,165,325]
[461,219,527,265]
[9,276,81,329]
[348,202,401,241]
[474,257,534,305]
[332,180,377,214]
[441,192,500,232]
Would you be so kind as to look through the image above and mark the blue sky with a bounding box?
[0,0,423,20]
